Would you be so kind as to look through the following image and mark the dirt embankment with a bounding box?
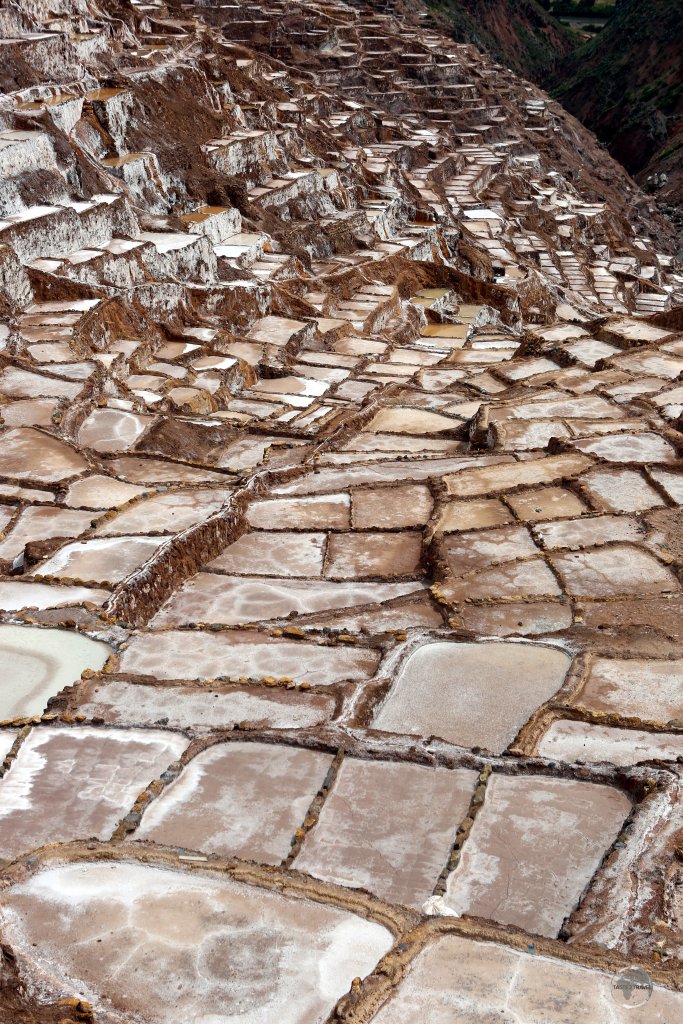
[0,942,91,1023]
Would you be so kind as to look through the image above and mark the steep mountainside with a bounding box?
[427,0,575,78]
[551,0,683,233]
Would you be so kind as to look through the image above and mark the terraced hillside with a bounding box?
[0,1,682,1022]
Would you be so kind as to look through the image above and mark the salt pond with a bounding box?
[374,641,571,753]
[0,623,110,719]
[0,862,393,1024]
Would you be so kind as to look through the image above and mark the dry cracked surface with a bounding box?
[0,0,683,1021]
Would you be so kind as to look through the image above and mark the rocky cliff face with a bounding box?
[551,0,683,238]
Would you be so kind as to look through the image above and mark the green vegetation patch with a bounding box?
[547,0,615,16]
